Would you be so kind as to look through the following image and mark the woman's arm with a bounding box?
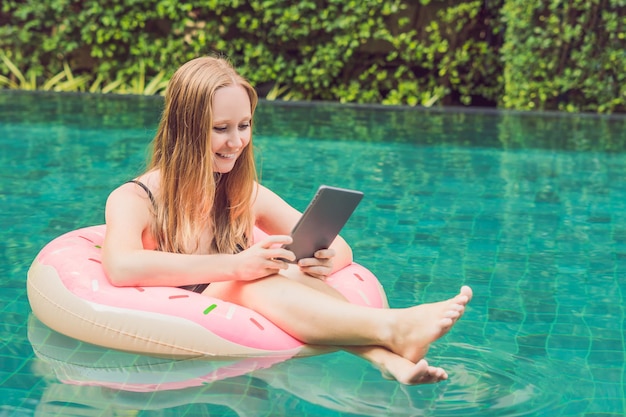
[102,183,294,287]
[253,184,354,274]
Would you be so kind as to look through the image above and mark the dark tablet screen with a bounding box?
[283,185,363,261]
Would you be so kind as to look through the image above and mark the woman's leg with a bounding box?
[259,270,455,384]
[263,270,455,384]
[349,346,448,385]
[205,270,472,365]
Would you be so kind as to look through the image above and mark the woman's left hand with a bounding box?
[297,248,336,279]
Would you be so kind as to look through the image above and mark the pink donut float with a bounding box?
[27,225,388,359]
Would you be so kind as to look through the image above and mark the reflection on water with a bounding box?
[30,317,566,417]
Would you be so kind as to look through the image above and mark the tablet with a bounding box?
[283,185,363,262]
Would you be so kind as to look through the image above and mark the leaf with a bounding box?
[41,70,66,91]
[101,78,125,94]
[0,74,18,89]
[0,51,27,86]
[143,70,167,95]
[89,74,104,93]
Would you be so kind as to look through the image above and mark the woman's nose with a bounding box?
[226,131,243,148]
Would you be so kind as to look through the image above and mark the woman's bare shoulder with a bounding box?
[105,177,156,231]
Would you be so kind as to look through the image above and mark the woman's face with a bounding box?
[210,84,252,173]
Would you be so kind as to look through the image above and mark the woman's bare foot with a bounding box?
[380,355,448,385]
[385,286,473,362]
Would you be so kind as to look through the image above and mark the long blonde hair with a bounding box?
[148,56,258,254]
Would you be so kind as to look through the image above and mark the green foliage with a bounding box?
[0,0,194,94]
[0,0,623,112]
[379,0,504,106]
[0,51,90,91]
[501,0,626,113]
[0,0,503,106]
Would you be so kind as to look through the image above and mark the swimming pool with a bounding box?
[1,90,624,416]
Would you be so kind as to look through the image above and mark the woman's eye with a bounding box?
[238,123,250,130]
[213,126,227,132]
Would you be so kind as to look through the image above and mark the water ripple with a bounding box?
[411,343,562,416]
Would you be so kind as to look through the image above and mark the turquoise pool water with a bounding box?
[1,90,625,416]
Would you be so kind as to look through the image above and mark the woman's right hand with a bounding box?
[233,235,296,281]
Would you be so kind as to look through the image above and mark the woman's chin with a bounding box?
[213,160,237,173]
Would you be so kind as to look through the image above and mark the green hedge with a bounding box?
[500,0,626,113]
[0,0,503,106]
[0,0,624,113]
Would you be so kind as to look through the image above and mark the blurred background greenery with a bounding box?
[0,0,624,113]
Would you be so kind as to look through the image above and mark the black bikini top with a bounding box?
[127,180,156,207]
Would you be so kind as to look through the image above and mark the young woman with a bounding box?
[102,56,472,385]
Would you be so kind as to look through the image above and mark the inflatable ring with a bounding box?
[27,315,285,392]
[27,225,388,359]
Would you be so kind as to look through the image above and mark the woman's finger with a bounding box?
[299,264,332,279]
[258,235,293,248]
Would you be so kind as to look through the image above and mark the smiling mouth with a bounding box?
[216,152,237,159]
